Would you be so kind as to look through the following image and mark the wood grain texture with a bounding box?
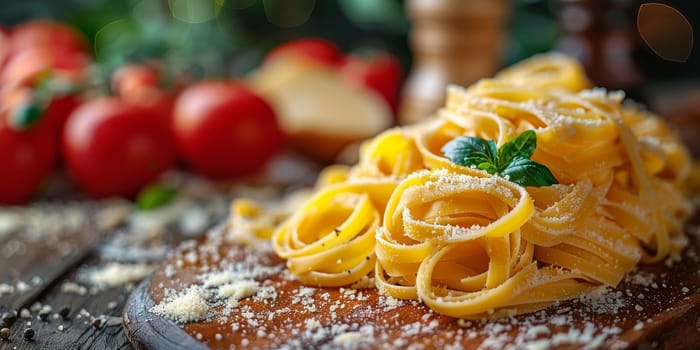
[0,202,130,350]
[0,213,102,311]
[26,258,134,350]
[0,205,201,350]
[0,250,133,350]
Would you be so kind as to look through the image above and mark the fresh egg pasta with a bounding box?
[265,54,692,318]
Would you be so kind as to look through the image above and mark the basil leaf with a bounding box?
[496,130,537,168]
[487,139,498,164]
[136,185,179,211]
[443,130,558,187]
[441,136,497,173]
[499,157,558,187]
[478,162,498,173]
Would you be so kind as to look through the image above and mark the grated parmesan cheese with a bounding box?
[150,287,209,323]
[217,280,260,306]
[333,328,375,349]
[84,263,155,288]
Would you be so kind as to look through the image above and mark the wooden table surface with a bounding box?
[0,183,243,350]
[0,154,319,350]
[0,200,206,350]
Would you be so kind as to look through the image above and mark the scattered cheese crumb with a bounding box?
[218,281,260,304]
[0,283,14,297]
[85,263,155,288]
[333,331,374,348]
[150,287,209,323]
[61,282,87,295]
[16,281,30,292]
[202,271,234,288]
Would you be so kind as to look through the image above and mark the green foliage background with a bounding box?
[0,0,558,78]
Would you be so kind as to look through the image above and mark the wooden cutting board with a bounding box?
[123,219,700,349]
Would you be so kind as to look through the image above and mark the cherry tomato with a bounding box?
[339,52,403,114]
[135,91,174,126]
[0,46,90,88]
[1,87,80,138]
[111,64,173,126]
[62,98,175,198]
[265,38,343,66]
[9,20,88,55]
[173,81,284,178]
[43,94,81,134]
[111,64,160,99]
[0,113,57,205]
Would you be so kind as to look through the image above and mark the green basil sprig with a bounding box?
[441,130,558,187]
[135,184,179,211]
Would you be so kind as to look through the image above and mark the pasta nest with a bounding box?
[238,54,692,319]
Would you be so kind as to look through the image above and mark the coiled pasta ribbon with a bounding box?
[262,54,691,319]
[273,181,395,287]
[350,128,425,180]
[376,169,536,313]
[494,53,591,93]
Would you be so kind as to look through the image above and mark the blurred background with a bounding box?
[1,0,699,204]
[0,0,697,85]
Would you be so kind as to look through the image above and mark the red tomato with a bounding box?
[111,64,160,98]
[135,91,174,126]
[111,64,173,125]
[0,46,90,88]
[173,81,284,178]
[9,20,88,55]
[265,38,343,66]
[62,98,175,198]
[339,52,403,114]
[0,114,57,205]
[43,94,81,135]
[3,87,80,130]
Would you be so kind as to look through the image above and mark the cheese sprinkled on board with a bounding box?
[150,287,209,323]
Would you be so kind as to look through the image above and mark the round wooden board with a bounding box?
[123,227,700,350]
[123,277,208,350]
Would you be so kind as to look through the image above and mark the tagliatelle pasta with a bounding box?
[264,54,692,318]
[272,181,396,287]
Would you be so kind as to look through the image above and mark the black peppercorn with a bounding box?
[0,328,10,341]
[91,318,103,329]
[59,306,70,320]
[1,311,17,325]
[38,310,49,322]
[23,327,34,341]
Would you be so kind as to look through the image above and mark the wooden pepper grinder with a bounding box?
[399,0,510,125]
[555,0,643,90]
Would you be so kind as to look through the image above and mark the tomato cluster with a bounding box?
[0,23,402,205]
[0,21,88,205]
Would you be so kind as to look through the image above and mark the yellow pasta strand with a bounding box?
[495,53,591,93]
[263,54,692,319]
[273,181,395,287]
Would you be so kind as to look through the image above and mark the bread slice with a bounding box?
[249,58,393,162]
